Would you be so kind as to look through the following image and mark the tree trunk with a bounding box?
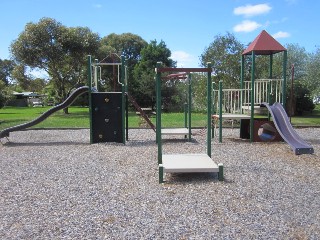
[63,107,69,114]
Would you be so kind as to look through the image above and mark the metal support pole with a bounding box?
[218,163,224,181]
[207,62,212,157]
[87,55,93,144]
[269,54,273,79]
[159,164,164,183]
[240,55,245,114]
[125,65,129,141]
[282,50,288,107]
[121,56,126,144]
[290,64,295,122]
[219,80,223,143]
[184,102,187,139]
[250,52,255,143]
[94,59,99,91]
[212,83,216,138]
[268,81,271,121]
[188,74,192,141]
[156,62,162,164]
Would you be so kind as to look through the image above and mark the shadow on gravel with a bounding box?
[162,138,200,144]
[164,172,233,184]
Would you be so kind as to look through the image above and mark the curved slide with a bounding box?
[262,102,314,155]
[0,86,89,138]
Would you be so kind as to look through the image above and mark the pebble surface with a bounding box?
[0,128,320,239]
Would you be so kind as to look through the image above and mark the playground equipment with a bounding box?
[0,86,89,139]
[263,102,314,155]
[212,30,313,155]
[88,54,126,143]
[213,30,287,142]
[88,54,159,143]
[160,72,192,140]
[155,63,223,183]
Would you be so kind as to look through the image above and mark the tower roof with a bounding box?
[242,30,286,55]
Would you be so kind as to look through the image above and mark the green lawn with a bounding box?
[0,106,208,130]
[0,105,319,131]
[290,104,320,126]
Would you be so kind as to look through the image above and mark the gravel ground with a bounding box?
[0,128,320,239]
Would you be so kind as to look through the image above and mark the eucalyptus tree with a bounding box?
[99,33,147,92]
[10,17,100,112]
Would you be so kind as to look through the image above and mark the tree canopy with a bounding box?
[10,17,100,110]
[3,17,320,114]
[98,33,147,92]
[200,32,244,88]
[133,39,177,108]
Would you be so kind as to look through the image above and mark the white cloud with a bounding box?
[272,31,291,39]
[234,4,272,17]
[171,51,197,67]
[233,20,262,33]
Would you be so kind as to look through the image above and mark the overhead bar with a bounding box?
[156,67,212,73]
[92,63,122,66]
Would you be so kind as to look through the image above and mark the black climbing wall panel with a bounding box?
[91,92,123,143]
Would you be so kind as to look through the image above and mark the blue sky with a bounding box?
[1,0,319,68]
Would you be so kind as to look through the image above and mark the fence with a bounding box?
[213,79,283,114]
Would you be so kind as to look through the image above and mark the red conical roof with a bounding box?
[242,30,286,55]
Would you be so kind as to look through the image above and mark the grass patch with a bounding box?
[290,104,320,126]
[0,107,89,130]
[0,105,319,131]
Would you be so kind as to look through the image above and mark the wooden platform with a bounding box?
[161,128,189,135]
[161,154,219,173]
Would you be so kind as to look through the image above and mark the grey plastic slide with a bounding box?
[0,86,89,139]
[262,102,314,155]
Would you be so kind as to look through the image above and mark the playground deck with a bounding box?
[161,128,189,135]
[161,154,220,173]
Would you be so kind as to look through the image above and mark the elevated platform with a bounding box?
[212,114,251,120]
[159,154,223,182]
[161,128,189,135]
[242,105,267,114]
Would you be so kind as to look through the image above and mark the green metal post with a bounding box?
[159,164,164,183]
[218,163,224,181]
[240,55,245,114]
[184,102,187,139]
[267,81,271,121]
[268,55,273,121]
[282,50,287,107]
[207,62,212,158]
[219,80,223,143]
[121,56,126,144]
[269,54,273,79]
[95,59,99,91]
[87,55,93,144]
[188,74,192,141]
[250,52,255,142]
[156,62,162,164]
[125,64,129,141]
[212,83,215,138]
